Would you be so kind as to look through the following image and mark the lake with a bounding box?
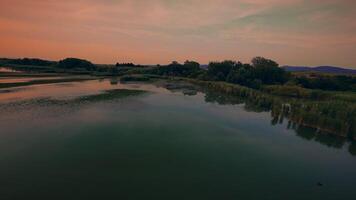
[0,67,23,73]
[0,78,355,200]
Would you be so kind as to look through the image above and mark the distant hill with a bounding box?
[283,66,356,75]
[0,58,57,66]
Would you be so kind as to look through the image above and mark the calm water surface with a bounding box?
[0,79,355,200]
[0,67,22,73]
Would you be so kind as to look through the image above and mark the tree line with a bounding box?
[151,57,356,92]
[153,57,290,89]
[1,57,355,92]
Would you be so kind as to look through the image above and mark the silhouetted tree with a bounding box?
[251,57,289,84]
[207,60,236,81]
[57,58,96,71]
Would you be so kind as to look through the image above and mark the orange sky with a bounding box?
[0,0,355,67]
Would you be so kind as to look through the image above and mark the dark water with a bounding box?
[0,79,355,200]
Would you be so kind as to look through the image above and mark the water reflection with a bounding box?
[110,77,119,85]
[0,67,22,73]
[349,142,356,156]
[157,81,199,96]
[294,126,346,148]
[0,78,354,156]
[158,81,355,155]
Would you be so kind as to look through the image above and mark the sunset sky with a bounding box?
[0,0,355,67]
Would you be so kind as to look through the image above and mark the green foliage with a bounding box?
[207,60,236,81]
[251,57,278,68]
[152,60,202,77]
[226,62,261,89]
[295,75,356,92]
[262,85,328,99]
[206,57,289,88]
[187,79,356,139]
[251,57,290,84]
[184,60,200,70]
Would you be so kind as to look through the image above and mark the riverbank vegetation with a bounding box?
[170,79,355,140]
[1,56,355,139]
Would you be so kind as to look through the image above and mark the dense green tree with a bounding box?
[153,60,202,77]
[251,57,289,84]
[207,60,236,81]
[251,57,279,68]
[226,63,253,84]
[184,60,200,70]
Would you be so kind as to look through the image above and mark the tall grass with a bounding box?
[184,78,356,139]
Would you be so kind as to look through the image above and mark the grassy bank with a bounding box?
[171,77,356,140]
